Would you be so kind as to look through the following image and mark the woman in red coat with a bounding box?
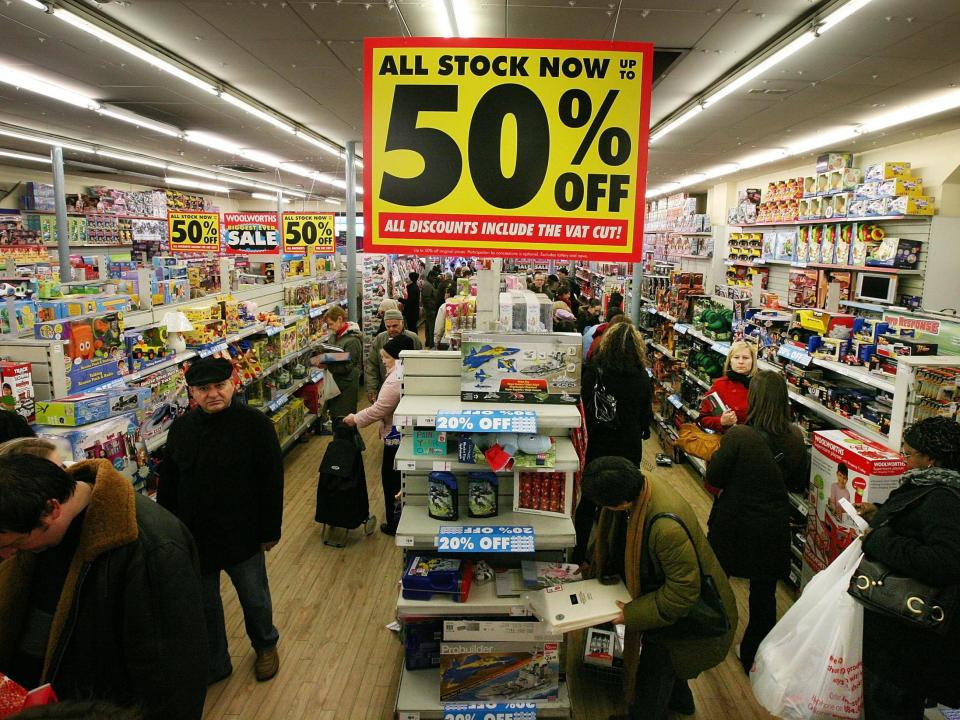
[699,340,756,432]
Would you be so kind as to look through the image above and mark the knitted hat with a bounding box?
[384,309,404,322]
[378,298,399,314]
[383,333,416,359]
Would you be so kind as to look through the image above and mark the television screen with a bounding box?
[856,273,897,303]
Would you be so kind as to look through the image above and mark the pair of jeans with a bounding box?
[201,552,279,679]
[382,441,401,530]
[739,575,779,673]
[863,665,925,719]
[629,637,685,720]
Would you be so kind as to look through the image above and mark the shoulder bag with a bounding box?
[644,512,731,639]
[847,486,960,635]
[592,367,619,428]
[677,424,721,461]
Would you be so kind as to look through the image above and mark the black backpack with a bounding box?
[315,422,375,545]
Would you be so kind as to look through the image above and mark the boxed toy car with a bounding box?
[34,312,126,393]
[439,641,560,702]
[35,387,150,427]
[460,332,581,404]
[122,326,169,373]
[876,334,937,357]
[803,429,904,580]
[0,361,35,421]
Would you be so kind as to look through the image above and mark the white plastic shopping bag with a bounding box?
[751,539,864,720]
[320,371,341,403]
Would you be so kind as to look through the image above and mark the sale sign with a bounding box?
[364,38,653,261]
[168,211,220,254]
[223,212,279,254]
[282,212,335,255]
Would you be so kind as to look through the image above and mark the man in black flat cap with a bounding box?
[158,357,284,685]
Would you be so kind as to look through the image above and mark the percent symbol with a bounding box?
[559,89,631,166]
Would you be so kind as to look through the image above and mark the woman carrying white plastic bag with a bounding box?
[750,539,864,720]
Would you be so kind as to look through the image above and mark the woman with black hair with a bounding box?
[858,416,960,719]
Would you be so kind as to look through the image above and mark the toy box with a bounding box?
[55,294,133,317]
[817,152,853,173]
[183,304,222,323]
[115,273,164,308]
[514,470,572,518]
[122,326,169,373]
[403,617,443,671]
[0,361,35,421]
[887,195,935,216]
[37,412,140,475]
[865,237,923,269]
[439,641,560,702]
[876,334,937,357]
[130,365,189,443]
[864,161,911,182]
[0,301,39,335]
[35,312,126,393]
[878,178,923,198]
[35,387,150,427]
[414,430,449,456]
[815,174,830,196]
[182,318,226,348]
[802,430,905,581]
[460,332,581,404]
[402,555,473,602]
[499,292,554,333]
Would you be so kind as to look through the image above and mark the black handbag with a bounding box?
[644,512,731,639]
[847,487,960,635]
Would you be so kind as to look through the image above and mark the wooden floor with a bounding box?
[201,419,796,719]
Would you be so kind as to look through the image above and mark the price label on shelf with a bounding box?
[710,342,731,356]
[397,460,416,471]
[309,305,325,319]
[395,535,415,548]
[197,341,229,358]
[436,526,536,553]
[668,394,683,409]
[432,461,452,471]
[435,409,537,434]
[365,38,654,262]
[442,703,537,720]
[281,212,335,255]
[168,211,220,253]
[674,323,689,334]
[264,325,283,337]
[778,344,813,367]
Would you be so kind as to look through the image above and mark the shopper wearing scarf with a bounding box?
[704,370,806,674]
[584,457,737,720]
[858,416,960,719]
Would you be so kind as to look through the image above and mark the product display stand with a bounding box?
[391,350,577,720]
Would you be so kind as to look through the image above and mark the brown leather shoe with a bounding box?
[254,647,279,681]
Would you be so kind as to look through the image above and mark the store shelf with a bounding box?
[125,351,196,382]
[396,436,579,473]
[647,340,674,359]
[393,396,582,430]
[725,258,918,275]
[788,492,811,516]
[810,358,896,393]
[396,580,532,618]
[396,667,570,719]
[787,391,888,445]
[684,370,712,390]
[281,413,317,452]
[687,455,707,476]
[259,371,322,414]
[731,215,932,228]
[395,506,576,550]
[145,430,168,453]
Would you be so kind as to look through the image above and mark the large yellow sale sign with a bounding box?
[364,38,653,261]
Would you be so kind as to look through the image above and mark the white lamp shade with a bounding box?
[162,311,194,332]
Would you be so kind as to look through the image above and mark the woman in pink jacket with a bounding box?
[344,334,415,535]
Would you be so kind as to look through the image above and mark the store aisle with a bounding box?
[201,420,793,720]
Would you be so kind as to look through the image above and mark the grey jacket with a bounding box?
[364,328,422,395]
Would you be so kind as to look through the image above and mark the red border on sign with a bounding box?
[363,36,654,262]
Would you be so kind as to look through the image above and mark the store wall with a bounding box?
[0,163,344,213]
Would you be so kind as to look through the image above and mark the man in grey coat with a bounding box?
[364,309,422,403]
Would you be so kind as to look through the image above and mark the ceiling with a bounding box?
[0,0,959,202]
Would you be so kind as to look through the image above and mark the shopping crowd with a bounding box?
[0,263,958,720]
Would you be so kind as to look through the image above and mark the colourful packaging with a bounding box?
[34,312,126,393]
[440,642,560,703]
[0,361,35,421]
[35,387,150,427]
[803,430,905,582]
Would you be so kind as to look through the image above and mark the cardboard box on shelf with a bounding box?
[460,332,581,404]
[34,312,126,393]
[0,361,35,421]
[886,195,935,216]
[802,430,905,581]
[864,161,911,182]
[35,387,150,427]
[439,641,560,703]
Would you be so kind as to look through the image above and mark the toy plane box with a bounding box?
[439,641,560,703]
[802,429,905,583]
[460,332,581,404]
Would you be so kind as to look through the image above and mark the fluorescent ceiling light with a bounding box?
[325,197,342,205]
[702,163,740,180]
[819,0,876,34]
[295,130,341,157]
[0,127,93,153]
[856,89,960,134]
[220,92,295,134]
[95,150,167,168]
[97,106,182,138]
[703,33,816,108]
[786,127,858,156]
[166,177,230,194]
[184,130,242,155]
[169,165,223,181]
[239,148,285,167]
[0,63,101,110]
[435,0,457,37]
[53,9,217,95]
[649,106,703,144]
[18,0,47,10]
[0,149,51,164]
[251,192,290,203]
